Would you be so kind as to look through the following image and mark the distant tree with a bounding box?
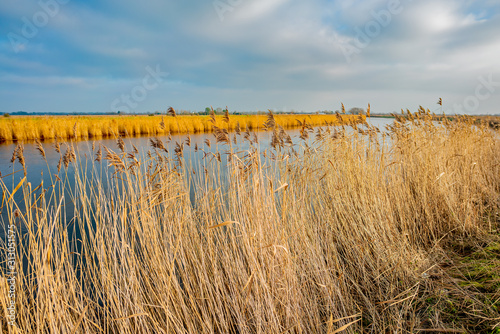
[3,113,10,117]
[348,107,365,115]
[216,107,223,114]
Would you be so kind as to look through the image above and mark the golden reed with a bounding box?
[0,113,364,143]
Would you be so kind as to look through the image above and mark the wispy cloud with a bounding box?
[0,0,499,114]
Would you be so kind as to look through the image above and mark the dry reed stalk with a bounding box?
[35,138,46,159]
[209,107,216,125]
[10,143,19,163]
[174,142,184,157]
[54,136,61,153]
[264,110,276,130]
[2,111,498,333]
[95,145,102,162]
[103,146,126,171]
[223,107,230,123]
[149,137,167,152]
[167,106,176,117]
[62,147,71,168]
[213,125,230,144]
[117,136,125,152]
[12,142,27,175]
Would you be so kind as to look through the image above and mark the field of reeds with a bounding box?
[0,109,364,143]
[468,115,500,130]
[1,109,499,333]
[416,112,500,130]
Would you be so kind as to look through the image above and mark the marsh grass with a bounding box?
[0,113,363,143]
[0,109,499,333]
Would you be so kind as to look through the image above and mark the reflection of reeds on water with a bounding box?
[1,107,499,333]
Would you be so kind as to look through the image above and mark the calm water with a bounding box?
[0,117,394,238]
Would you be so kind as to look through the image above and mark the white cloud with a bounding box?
[0,0,499,114]
[231,0,291,23]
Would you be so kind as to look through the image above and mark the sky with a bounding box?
[0,0,499,114]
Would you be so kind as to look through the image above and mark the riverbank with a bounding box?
[0,113,364,143]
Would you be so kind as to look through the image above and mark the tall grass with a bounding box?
[0,113,364,143]
[0,109,499,332]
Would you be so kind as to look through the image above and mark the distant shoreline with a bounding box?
[0,114,366,144]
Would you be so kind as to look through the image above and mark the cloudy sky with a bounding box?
[0,0,499,114]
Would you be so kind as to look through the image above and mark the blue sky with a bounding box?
[1,0,499,114]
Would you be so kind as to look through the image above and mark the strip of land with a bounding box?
[0,114,364,143]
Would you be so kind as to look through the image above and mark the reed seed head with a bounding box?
[167,107,176,117]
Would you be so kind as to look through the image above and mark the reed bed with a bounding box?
[0,111,363,143]
[0,109,499,333]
